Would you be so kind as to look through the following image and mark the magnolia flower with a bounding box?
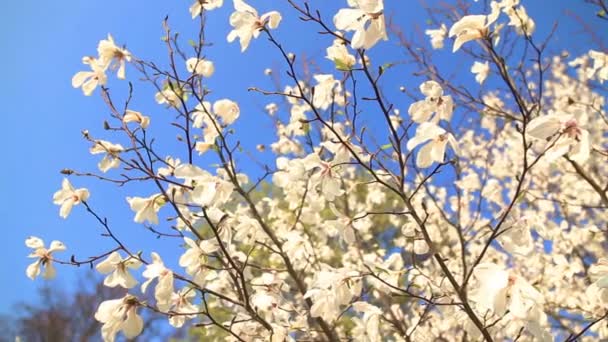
[587,259,608,311]
[25,236,66,280]
[402,224,430,254]
[174,164,234,207]
[413,239,430,255]
[527,113,590,163]
[282,231,314,264]
[471,263,543,321]
[158,156,181,177]
[191,102,217,151]
[94,294,143,342]
[351,302,382,342]
[250,273,284,312]
[449,5,499,52]
[195,142,214,155]
[95,251,142,289]
[407,81,453,123]
[304,267,362,321]
[406,122,458,168]
[454,172,481,191]
[179,237,219,279]
[123,110,150,129]
[589,259,608,289]
[366,253,403,294]
[72,57,107,96]
[265,102,278,116]
[471,60,490,84]
[326,35,356,70]
[425,24,447,49]
[90,140,124,173]
[326,203,367,244]
[306,154,344,202]
[97,34,131,79]
[168,288,198,328]
[52,178,90,219]
[190,99,239,155]
[320,137,367,165]
[141,252,174,311]
[585,50,608,83]
[126,194,163,225]
[227,0,282,52]
[334,0,387,50]
[186,57,215,77]
[213,99,240,125]
[312,74,341,110]
[498,215,535,256]
[155,83,184,107]
[190,0,223,18]
[589,50,608,82]
[503,4,535,36]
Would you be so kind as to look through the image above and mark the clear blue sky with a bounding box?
[0,0,603,316]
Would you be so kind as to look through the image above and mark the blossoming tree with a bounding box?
[26,0,608,341]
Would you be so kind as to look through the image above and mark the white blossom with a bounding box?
[141,253,174,311]
[190,0,223,18]
[334,0,387,50]
[96,252,142,289]
[72,57,107,96]
[406,122,458,168]
[94,294,143,342]
[186,57,215,77]
[227,0,281,52]
[90,140,124,173]
[425,24,447,49]
[471,60,490,84]
[52,178,90,219]
[25,237,66,280]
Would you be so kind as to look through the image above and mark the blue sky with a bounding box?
[0,0,604,318]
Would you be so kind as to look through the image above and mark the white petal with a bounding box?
[96,252,121,274]
[71,71,91,88]
[59,199,75,219]
[174,164,208,180]
[25,236,45,249]
[261,11,282,29]
[569,129,590,163]
[234,0,257,15]
[122,309,144,339]
[416,142,435,168]
[48,240,66,253]
[26,260,41,280]
[527,115,562,140]
[42,262,57,279]
[429,140,447,164]
[334,9,365,32]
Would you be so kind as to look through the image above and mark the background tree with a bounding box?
[2,272,182,342]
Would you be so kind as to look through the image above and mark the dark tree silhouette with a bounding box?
[2,272,188,342]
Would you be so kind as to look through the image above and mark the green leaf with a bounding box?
[333,59,352,71]
[515,191,527,204]
[302,122,311,134]
[378,63,394,76]
[380,143,393,150]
